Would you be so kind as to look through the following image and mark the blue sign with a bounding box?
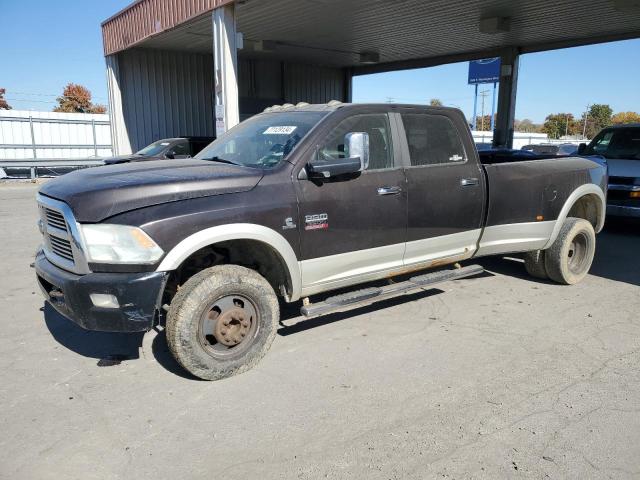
[468,58,501,85]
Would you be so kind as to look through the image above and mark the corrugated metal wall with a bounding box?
[108,49,346,153]
[283,63,345,104]
[238,58,346,119]
[116,48,215,152]
[0,110,112,160]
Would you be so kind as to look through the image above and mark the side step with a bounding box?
[300,264,484,318]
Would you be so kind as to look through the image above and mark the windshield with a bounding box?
[584,128,640,160]
[136,140,173,157]
[195,111,327,168]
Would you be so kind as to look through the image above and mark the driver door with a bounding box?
[296,111,408,294]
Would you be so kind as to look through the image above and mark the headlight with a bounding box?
[80,224,164,264]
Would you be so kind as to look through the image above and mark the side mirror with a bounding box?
[577,143,587,155]
[307,132,370,179]
[165,152,175,159]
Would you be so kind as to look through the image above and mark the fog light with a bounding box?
[630,191,640,198]
[90,293,120,308]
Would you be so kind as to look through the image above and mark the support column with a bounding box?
[213,4,240,137]
[492,47,520,148]
[343,67,353,103]
[105,54,132,154]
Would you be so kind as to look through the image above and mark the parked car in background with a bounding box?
[103,137,215,165]
[578,124,640,218]
[521,143,578,156]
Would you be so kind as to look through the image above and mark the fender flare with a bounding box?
[156,223,302,301]
[543,184,606,249]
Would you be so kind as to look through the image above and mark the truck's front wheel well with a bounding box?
[163,240,291,306]
[567,194,601,229]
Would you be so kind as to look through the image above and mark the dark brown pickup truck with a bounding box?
[34,102,607,380]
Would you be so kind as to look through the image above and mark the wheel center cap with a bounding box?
[213,307,251,346]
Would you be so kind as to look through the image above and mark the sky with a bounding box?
[1,1,639,124]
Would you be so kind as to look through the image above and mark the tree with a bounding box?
[53,83,106,114]
[0,88,11,110]
[514,118,541,133]
[611,111,640,125]
[582,104,612,139]
[473,114,493,131]
[542,113,580,139]
[429,98,443,107]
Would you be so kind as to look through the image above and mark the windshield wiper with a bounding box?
[203,156,242,166]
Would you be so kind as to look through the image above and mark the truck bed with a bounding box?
[481,155,600,228]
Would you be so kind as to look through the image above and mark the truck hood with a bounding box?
[607,158,640,179]
[39,159,264,222]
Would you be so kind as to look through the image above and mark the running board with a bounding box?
[300,264,484,318]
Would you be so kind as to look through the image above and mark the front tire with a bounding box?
[166,265,279,380]
[544,217,596,285]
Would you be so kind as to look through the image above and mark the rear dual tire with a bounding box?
[525,217,596,285]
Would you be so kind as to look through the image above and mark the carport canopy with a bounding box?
[102,0,640,153]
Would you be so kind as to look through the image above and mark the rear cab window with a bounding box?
[400,113,466,167]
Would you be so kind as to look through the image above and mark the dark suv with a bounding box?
[103,136,214,165]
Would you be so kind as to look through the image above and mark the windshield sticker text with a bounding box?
[264,126,297,135]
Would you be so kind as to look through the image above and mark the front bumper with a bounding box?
[607,204,640,218]
[35,250,168,332]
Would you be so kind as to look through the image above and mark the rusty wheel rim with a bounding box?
[198,294,259,358]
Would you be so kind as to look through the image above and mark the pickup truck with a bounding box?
[34,103,607,380]
[578,123,640,218]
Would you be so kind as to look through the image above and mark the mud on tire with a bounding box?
[166,265,279,381]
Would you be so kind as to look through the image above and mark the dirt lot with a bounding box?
[1,181,639,479]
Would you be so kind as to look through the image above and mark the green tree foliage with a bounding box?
[54,83,106,114]
[611,111,640,125]
[0,88,11,110]
[514,118,541,133]
[429,98,443,106]
[543,113,581,139]
[582,104,612,139]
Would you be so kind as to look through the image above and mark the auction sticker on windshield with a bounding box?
[264,126,297,135]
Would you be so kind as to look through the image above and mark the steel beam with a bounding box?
[492,47,520,148]
[212,4,240,136]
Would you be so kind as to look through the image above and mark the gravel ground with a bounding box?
[1,181,639,479]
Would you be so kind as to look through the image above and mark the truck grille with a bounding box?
[609,176,636,186]
[49,234,74,261]
[37,195,89,274]
[43,207,68,231]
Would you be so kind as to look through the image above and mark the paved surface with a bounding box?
[1,181,639,480]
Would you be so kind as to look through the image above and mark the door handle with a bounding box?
[460,178,479,187]
[377,186,402,196]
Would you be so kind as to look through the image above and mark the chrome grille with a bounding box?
[49,234,74,261]
[37,195,90,274]
[43,207,68,231]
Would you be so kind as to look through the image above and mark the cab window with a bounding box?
[167,141,190,158]
[401,114,466,166]
[318,113,394,170]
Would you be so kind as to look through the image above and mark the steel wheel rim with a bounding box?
[197,293,259,358]
[567,231,590,275]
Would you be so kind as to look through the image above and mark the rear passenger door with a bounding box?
[397,110,485,266]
